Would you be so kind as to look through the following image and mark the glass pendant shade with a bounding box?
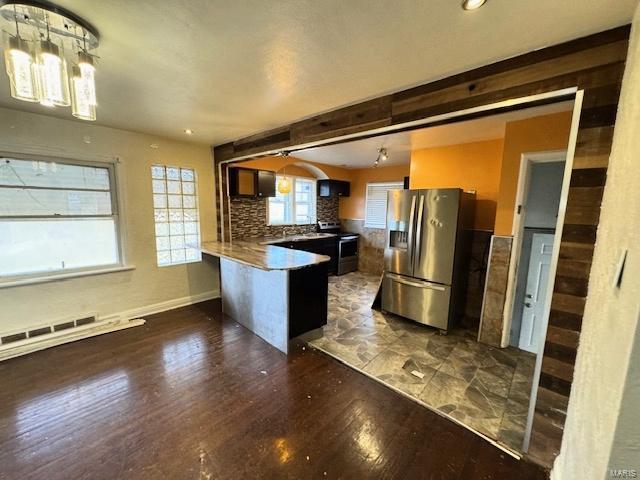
[277,176,292,194]
[37,40,70,107]
[77,52,96,105]
[3,36,39,102]
[70,66,96,121]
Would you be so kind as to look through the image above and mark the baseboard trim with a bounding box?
[0,289,221,362]
[114,289,221,321]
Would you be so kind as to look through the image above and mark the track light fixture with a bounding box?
[374,147,388,168]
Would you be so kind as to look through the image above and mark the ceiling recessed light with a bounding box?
[462,0,487,10]
[150,144,159,149]
[184,129,194,135]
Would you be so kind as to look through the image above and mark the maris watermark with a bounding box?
[610,469,638,478]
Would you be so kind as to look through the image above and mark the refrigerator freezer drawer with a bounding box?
[381,273,452,330]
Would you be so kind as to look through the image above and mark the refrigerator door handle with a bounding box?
[414,195,425,267]
[407,195,417,264]
[385,273,447,291]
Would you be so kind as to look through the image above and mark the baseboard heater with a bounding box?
[0,313,145,362]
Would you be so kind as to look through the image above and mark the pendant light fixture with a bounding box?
[70,65,95,120]
[76,39,96,105]
[3,5,38,102]
[277,173,292,194]
[0,1,100,120]
[37,37,69,106]
[277,151,292,194]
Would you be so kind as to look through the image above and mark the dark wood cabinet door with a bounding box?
[335,180,350,197]
[317,179,350,197]
[257,170,276,198]
[229,167,256,197]
[229,168,276,198]
[289,262,328,338]
[318,180,331,197]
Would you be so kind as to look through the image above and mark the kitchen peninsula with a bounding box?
[200,237,331,353]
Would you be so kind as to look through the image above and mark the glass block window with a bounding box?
[151,165,201,267]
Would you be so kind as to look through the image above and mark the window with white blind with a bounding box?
[151,165,201,267]
[364,182,403,229]
[268,176,317,225]
[0,156,121,279]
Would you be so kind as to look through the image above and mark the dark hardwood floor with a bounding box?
[0,301,548,480]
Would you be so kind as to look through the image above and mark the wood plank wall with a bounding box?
[213,26,631,467]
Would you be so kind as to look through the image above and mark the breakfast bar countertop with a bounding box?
[200,239,331,271]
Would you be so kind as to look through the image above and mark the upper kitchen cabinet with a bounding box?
[228,167,276,198]
[256,170,276,198]
[318,179,350,197]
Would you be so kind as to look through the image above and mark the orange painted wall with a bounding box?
[409,139,504,230]
[494,111,572,235]
[340,164,410,220]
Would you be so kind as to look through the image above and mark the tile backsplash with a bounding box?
[230,195,339,239]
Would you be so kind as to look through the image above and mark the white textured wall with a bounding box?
[0,107,219,333]
[551,6,640,480]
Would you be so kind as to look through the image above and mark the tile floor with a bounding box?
[308,271,536,453]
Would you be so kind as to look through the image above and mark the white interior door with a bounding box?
[519,233,554,353]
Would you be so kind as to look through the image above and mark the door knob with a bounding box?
[525,293,532,299]
[525,302,532,308]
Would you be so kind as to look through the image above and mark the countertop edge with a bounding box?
[201,243,331,271]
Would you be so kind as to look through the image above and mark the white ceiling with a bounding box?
[0,1,635,145]
[293,101,574,168]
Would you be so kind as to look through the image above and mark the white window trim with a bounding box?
[0,151,131,287]
[267,175,317,226]
[364,181,404,229]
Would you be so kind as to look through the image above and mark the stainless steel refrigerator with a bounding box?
[382,188,475,331]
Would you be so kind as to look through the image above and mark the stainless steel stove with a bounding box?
[317,221,359,275]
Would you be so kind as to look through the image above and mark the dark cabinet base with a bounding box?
[274,238,338,275]
[288,263,328,339]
